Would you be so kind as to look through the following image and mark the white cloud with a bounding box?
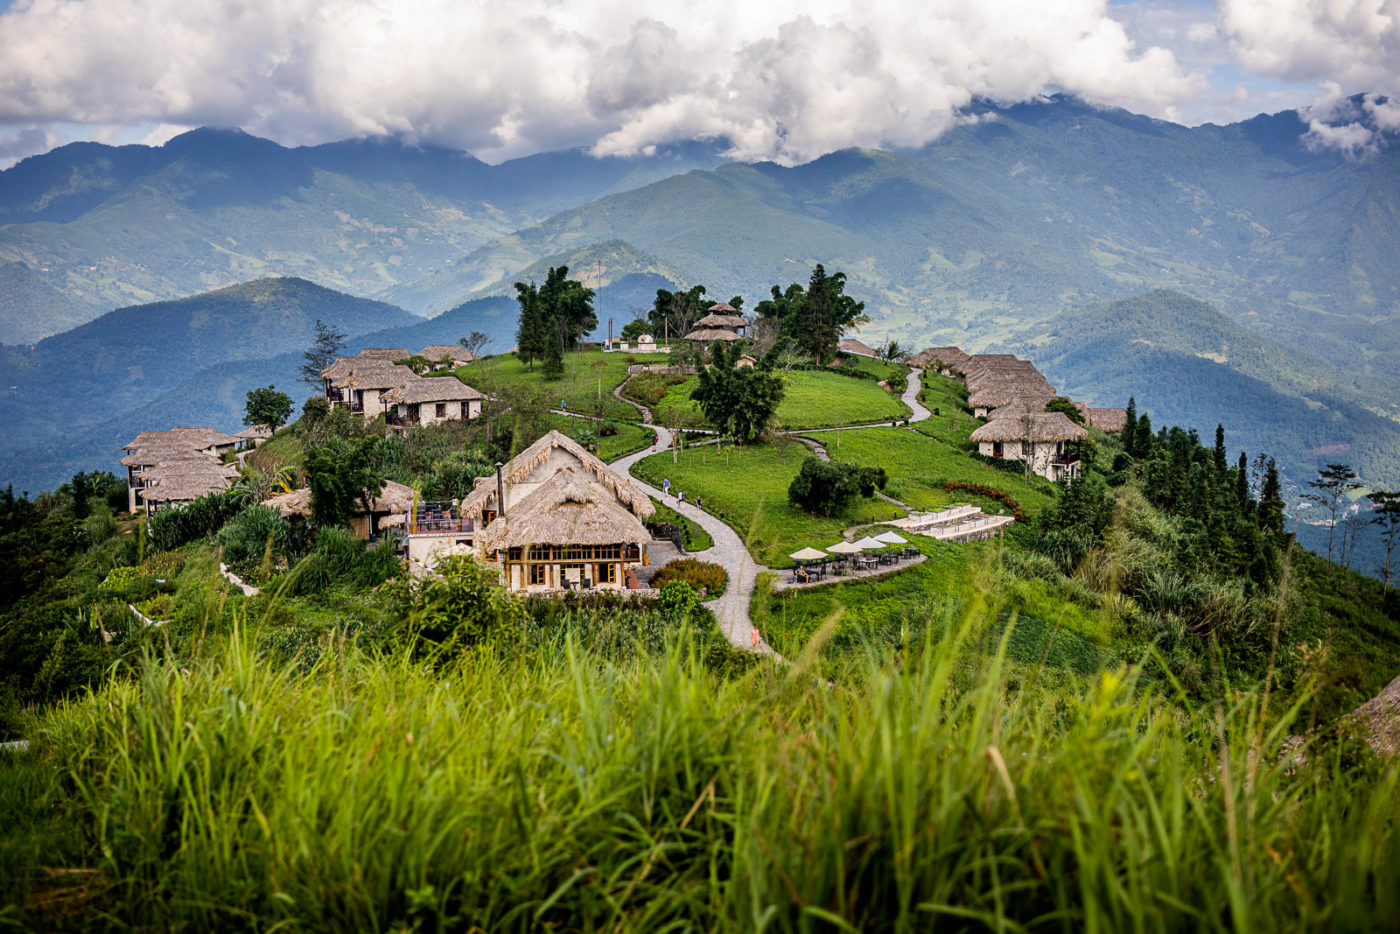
[0,0,1208,164]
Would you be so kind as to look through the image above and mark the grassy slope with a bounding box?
[632,443,903,566]
[459,349,642,422]
[824,427,1054,515]
[650,369,910,430]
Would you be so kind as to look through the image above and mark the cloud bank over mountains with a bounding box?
[0,0,1395,165]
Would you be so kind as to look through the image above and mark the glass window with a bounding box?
[529,563,547,585]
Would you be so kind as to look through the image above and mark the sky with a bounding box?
[0,0,1396,168]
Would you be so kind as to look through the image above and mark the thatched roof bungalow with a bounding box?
[381,375,486,427]
[458,429,655,591]
[837,337,877,358]
[328,362,417,416]
[909,346,971,373]
[966,382,1057,417]
[683,326,742,343]
[695,304,748,331]
[120,426,241,513]
[970,412,1088,482]
[1079,406,1129,434]
[417,344,479,369]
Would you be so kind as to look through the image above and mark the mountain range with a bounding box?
[1,94,1398,495]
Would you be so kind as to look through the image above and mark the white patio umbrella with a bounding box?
[875,530,908,544]
[826,540,863,554]
[853,536,886,550]
[790,547,829,561]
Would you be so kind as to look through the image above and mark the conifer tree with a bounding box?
[514,281,547,371]
[542,330,564,380]
[1213,424,1227,475]
[1259,457,1285,536]
[1120,396,1137,450]
[1304,463,1361,562]
[1133,413,1153,459]
[1371,490,1400,597]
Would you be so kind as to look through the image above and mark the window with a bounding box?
[484,509,497,526]
[596,562,617,584]
[1021,440,1034,456]
[529,563,547,585]
[436,403,447,418]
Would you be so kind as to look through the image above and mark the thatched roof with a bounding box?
[141,457,239,502]
[967,375,1055,399]
[1081,407,1128,434]
[234,425,273,441]
[461,429,653,521]
[262,480,417,519]
[381,375,486,405]
[360,348,409,359]
[418,344,479,365]
[684,326,742,342]
[967,383,1057,408]
[480,467,651,550]
[910,346,970,369]
[694,312,747,329]
[708,302,738,312]
[735,354,757,368]
[838,338,877,357]
[965,362,1047,390]
[331,363,416,391]
[121,426,239,452]
[971,411,1088,443]
[985,398,1051,417]
[121,448,228,469]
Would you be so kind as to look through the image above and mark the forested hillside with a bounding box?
[0,130,725,341]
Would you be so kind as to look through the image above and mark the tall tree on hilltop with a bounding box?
[1213,424,1227,475]
[1120,396,1137,450]
[648,285,709,338]
[539,265,596,349]
[755,264,868,363]
[514,281,547,371]
[299,318,347,389]
[1303,463,1361,562]
[1370,490,1400,597]
[1259,457,1285,536]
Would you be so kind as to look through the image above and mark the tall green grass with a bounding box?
[7,604,1399,931]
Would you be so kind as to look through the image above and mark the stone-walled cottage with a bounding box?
[970,411,1089,482]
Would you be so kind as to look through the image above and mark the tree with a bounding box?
[620,317,650,342]
[1258,457,1285,536]
[787,459,886,516]
[1213,424,1228,475]
[1120,396,1137,450]
[877,340,909,365]
[1371,490,1400,596]
[244,385,294,432]
[458,331,489,359]
[514,281,548,371]
[303,436,385,529]
[542,331,564,380]
[1045,397,1085,426]
[755,264,869,363]
[649,285,709,338]
[690,341,786,443]
[299,319,347,389]
[1303,463,1360,562]
[539,265,597,349]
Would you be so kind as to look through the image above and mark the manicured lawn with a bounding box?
[910,371,982,448]
[825,427,1056,516]
[841,356,908,382]
[454,349,642,422]
[650,369,911,431]
[632,443,904,567]
[541,414,652,462]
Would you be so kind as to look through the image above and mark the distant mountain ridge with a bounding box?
[0,128,726,342]
[1006,290,1400,488]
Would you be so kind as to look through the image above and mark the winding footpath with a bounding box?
[607,365,931,656]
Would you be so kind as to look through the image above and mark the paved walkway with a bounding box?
[608,365,932,657]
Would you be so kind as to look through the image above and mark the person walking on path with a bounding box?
[652,434,658,452]
[663,477,671,496]
[697,497,703,514]
[750,627,761,649]
[677,491,685,506]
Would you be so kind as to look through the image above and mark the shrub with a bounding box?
[650,558,728,596]
[941,480,1029,522]
[216,505,294,581]
[789,459,887,516]
[146,492,246,552]
[380,555,528,658]
[282,528,401,597]
[656,579,704,619]
[626,371,687,406]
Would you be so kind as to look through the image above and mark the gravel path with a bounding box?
[606,366,931,656]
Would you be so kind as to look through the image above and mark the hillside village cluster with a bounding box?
[118,321,1126,596]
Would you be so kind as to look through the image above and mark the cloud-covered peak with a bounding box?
[0,0,1206,164]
